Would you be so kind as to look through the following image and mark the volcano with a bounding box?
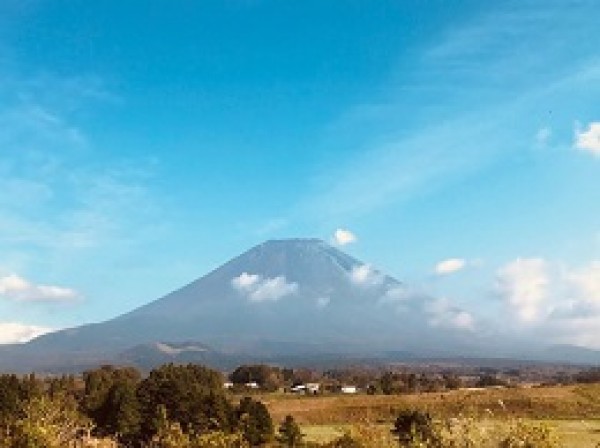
[2,239,598,371]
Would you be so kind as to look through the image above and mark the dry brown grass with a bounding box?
[260,384,600,425]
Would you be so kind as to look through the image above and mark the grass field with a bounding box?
[261,384,600,424]
[258,383,600,446]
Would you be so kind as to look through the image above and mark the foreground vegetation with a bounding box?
[0,364,271,447]
[0,363,598,447]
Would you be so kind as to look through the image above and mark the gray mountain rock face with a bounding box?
[24,239,422,353]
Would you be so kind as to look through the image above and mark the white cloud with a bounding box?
[332,229,357,246]
[231,272,260,291]
[574,122,600,156]
[0,322,54,344]
[496,258,548,323]
[231,272,298,303]
[435,258,466,275]
[249,277,298,302]
[0,273,79,302]
[349,264,384,286]
[425,298,475,331]
[491,259,600,349]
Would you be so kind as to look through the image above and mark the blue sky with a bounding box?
[0,0,599,347]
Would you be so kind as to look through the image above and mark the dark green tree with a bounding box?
[0,374,22,427]
[236,397,273,446]
[82,365,141,439]
[137,363,233,441]
[230,364,283,391]
[47,375,78,400]
[104,381,141,444]
[277,415,303,447]
[379,372,403,395]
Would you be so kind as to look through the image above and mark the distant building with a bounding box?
[341,385,358,394]
[245,381,260,389]
[291,383,320,394]
[223,382,234,389]
[306,382,320,393]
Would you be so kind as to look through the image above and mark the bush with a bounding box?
[392,410,440,447]
[324,433,364,448]
[9,394,92,448]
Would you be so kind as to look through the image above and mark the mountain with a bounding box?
[1,238,598,372]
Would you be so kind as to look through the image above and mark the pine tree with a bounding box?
[277,415,303,447]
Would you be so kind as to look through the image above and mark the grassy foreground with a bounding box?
[261,384,600,424]
[259,384,600,446]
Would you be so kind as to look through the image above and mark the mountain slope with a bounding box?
[24,239,424,354]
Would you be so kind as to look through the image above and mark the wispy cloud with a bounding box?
[0,273,79,302]
[0,68,162,267]
[296,2,600,222]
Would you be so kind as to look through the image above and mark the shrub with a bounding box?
[392,410,440,447]
[324,433,364,448]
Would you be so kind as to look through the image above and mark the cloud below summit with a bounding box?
[232,272,298,303]
[349,264,384,287]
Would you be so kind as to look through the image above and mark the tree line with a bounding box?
[0,364,276,447]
